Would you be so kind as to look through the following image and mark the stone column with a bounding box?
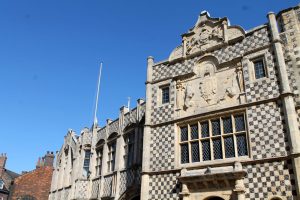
[268,12,300,197]
[141,56,154,200]
[234,179,245,200]
[180,183,190,200]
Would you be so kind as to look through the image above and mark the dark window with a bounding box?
[190,124,198,140]
[181,143,189,163]
[124,131,135,168]
[83,150,91,177]
[108,141,116,172]
[201,121,209,138]
[181,126,188,141]
[202,140,211,161]
[191,142,200,162]
[213,138,222,160]
[254,59,266,79]
[162,87,170,104]
[95,148,103,176]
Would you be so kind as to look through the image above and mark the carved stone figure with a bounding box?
[176,80,185,109]
[199,67,217,105]
[184,84,194,109]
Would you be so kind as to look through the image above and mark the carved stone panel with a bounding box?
[176,58,244,118]
[185,23,224,55]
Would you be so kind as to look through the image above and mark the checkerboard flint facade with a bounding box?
[49,4,300,200]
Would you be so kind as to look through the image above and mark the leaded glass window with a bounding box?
[107,141,116,172]
[254,59,266,79]
[124,131,135,168]
[95,147,103,176]
[179,113,248,164]
[162,86,170,104]
[83,150,91,177]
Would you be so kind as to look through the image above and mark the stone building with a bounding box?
[50,3,300,200]
[0,154,19,200]
[10,152,54,200]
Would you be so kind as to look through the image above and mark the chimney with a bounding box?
[0,153,7,168]
[36,157,42,169]
[43,151,54,167]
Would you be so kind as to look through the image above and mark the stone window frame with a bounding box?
[95,140,104,176]
[161,85,170,104]
[176,110,251,168]
[156,79,172,107]
[83,148,91,177]
[123,128,136,169]
[107,133,118,173]
[243,49,270,83]
[252,57,267,79]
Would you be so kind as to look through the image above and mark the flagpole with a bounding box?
[94,62,102,128]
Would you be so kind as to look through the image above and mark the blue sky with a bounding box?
[0,1,297,173]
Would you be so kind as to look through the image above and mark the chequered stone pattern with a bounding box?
[286,60,300,103]
[75,180,88,199]
[213,28,270,63]
[123,108,139,128]
[279,8,300,105]
[151,85,175,125]
[97,127,107,142]
[119,168,141,195]
[109,120,119,134]
[152,58,195,81]
[149,172,181,200]
[149,124,175,171]
[152,28,270,82]
[244,160,296,200]
[247,101,289,159]
[243,49,280,103]
[138,102,146,120]
[91,179,100,199]
[102,175,113,197]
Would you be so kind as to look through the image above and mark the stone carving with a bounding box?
[186,23,224,55]
[175,57,244,117]
[176,80,185,109]
[199,71,217,104]
[184,84,194,109]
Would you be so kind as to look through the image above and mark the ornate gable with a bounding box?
[169,12,245,61]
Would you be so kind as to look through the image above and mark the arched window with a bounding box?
[205,197,224,200]
[270,197,282,200]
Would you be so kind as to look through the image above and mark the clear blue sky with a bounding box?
[0,1,297,173]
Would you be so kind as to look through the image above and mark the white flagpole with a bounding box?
[127,97,131,111]
[94,62,102,127]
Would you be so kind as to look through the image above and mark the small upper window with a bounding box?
[161,86,170,104]
[254,59,266,79]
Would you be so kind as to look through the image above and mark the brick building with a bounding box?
[50,3,300,200]
[0,154,19,200]
[10,152,54,200]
